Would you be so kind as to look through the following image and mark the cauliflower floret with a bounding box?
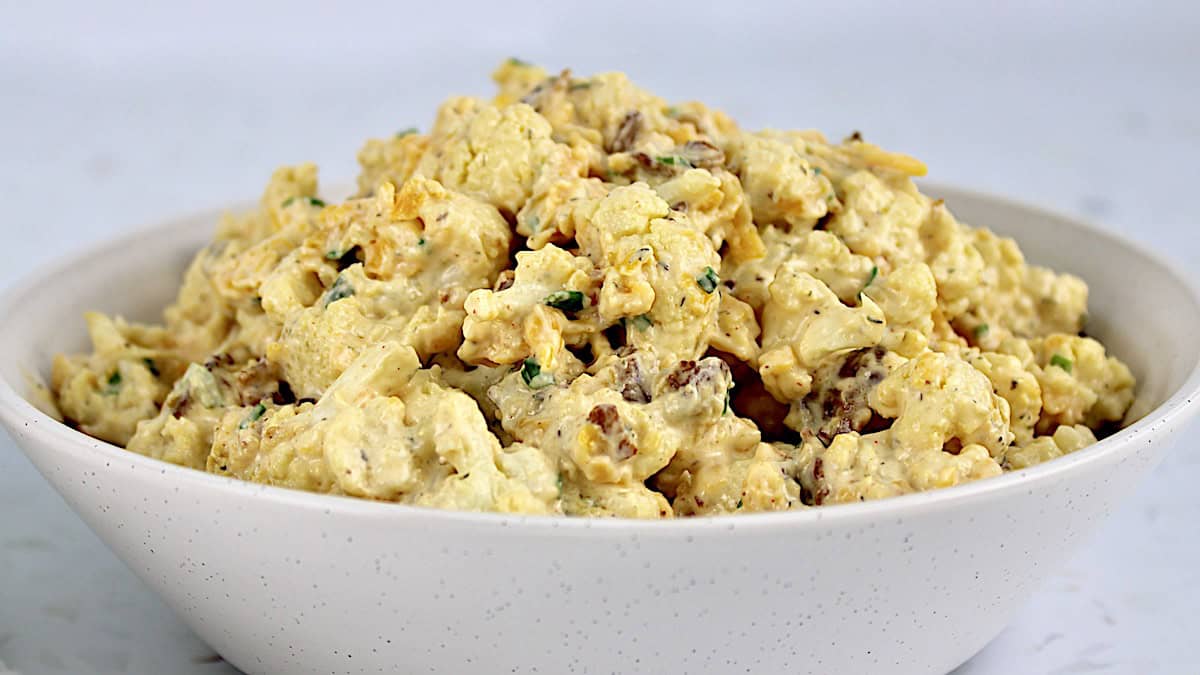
[354,130,431,197]
[668,442,802,516]
[920,200,985,322]
[870,351,1014,457]
[51,313,177,446]
[725,227,875,312]
[795,431,1001,505]
[516,174,609,248]
[725,133,835,229]
[651,167,764,263]
[825,170,931,266]
[965,351,1043,445]
[266,178,511,397]
[574,184,723,366]
[459,244,599,368]
[1031,334,1135,433]
[126,355,289,470]
[863,262,938,358]
[127,362,231,469]
[711,289,760,363]
[1004,424,1097,470]
[758,264,886,402]
[415,97,585,217]
[959,228,1089,340]
[210,342,558,512]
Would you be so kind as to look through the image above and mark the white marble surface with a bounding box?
[1,1,1197,673]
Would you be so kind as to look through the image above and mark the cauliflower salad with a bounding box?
[51,60,1136,517]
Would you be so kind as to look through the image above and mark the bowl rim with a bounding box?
[2,182,1198,532]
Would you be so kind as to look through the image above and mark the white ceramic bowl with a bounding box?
[1,185,1197,675]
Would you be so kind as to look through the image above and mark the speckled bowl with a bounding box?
[1,185,1197,675]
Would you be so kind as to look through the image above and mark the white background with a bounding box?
[1,1,1197,673]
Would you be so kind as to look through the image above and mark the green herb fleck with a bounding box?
[239,402,267,429]
[736,498,743,509]
[973,324,990,339]
[324,249,343,260]
[544,290,586,313]
[395,127,418,138]
[142,358,160,377]
[507,57,530,67]
[859,265,879,297]
[630,314,654,331]
[323,275,355,307]
[722,388,732,415]
[696,266,719,294]
[417,237,426,247]
[1050,354,1073,373]
[812,167,823,176]
[282,196,326,209]
[569,81,592,91]
[655,155,693,168]
[665,106,680,117]
[103,370,122,395]
[556,473,564,497]
[521,358,554,389]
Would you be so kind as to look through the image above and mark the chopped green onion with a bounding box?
[655,155,693,168]
[521,358,554,389]
[1050,354,1073,373]
[735,498,743,509]
[282,196,326,209]
[665,106,680,117]
[630,314,653,331]
[395,127,418,138]
[507,57,530,67]
[142,358,160,377]
[323,275,355,307]
[239,402,267,429]
[544,290,585,313]
[556,473,564,497]
[417,237,426,247]
[324,249,343,260]
[569,81,592,91]
[103,370,122,395]
[973,324,990,339]
[696,266,719,294]
[859,265,879,297]
[812,167,823,176]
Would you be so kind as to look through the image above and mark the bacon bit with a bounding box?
[171,393,191,419]
[609,111,643,153]
[495,270,515,291]
[813,456,825,481]
[665,360,699,390]
[615,358,649,404]
[679,139,725,169]
[943,438,964,456]
[814,487,830,505]
[587,404,620,435]
[616,438,639,460]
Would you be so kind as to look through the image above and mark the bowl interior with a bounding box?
[1,185,1198,441]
